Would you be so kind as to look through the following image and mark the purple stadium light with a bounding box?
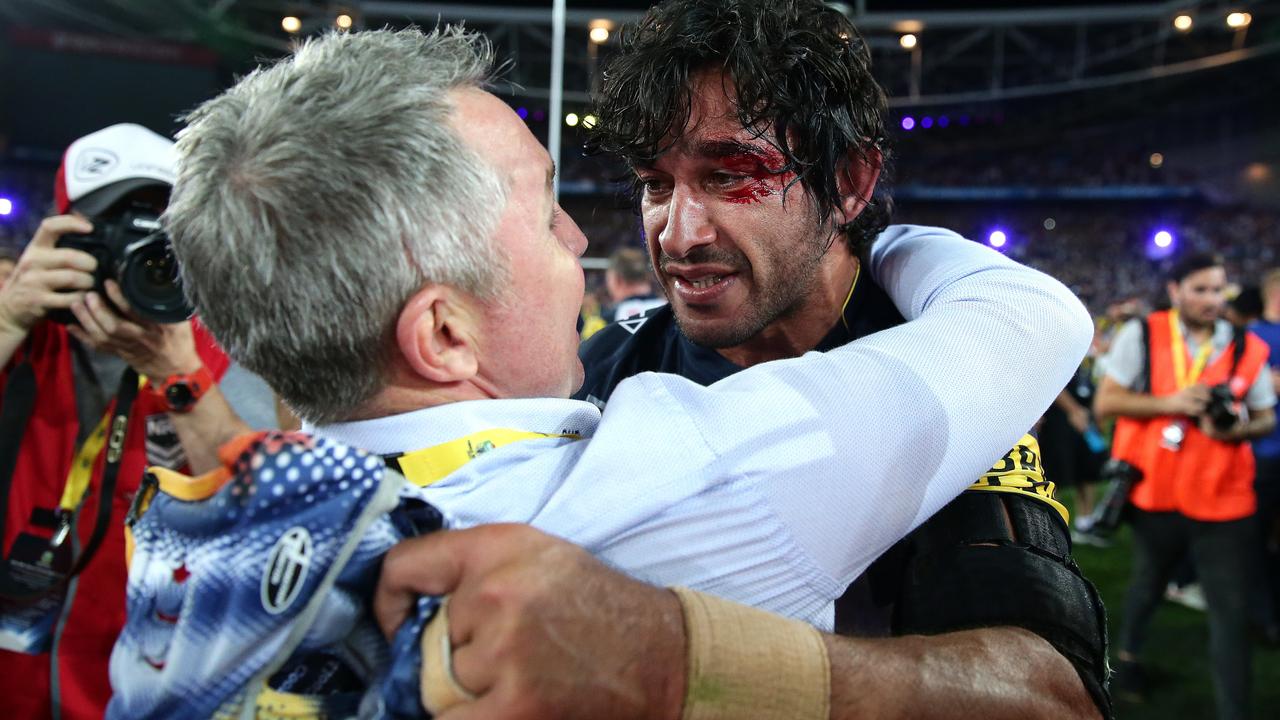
[938,115,950,128]
[921,116,934,129]
[516,107,529,120]
[959,114,972,126]
[533,109,546,121]
[0,197,13,217]
[901,116,916,131]
[1146,229,1177,260]
[988,230,1008,249]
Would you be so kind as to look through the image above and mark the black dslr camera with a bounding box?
[1204,383,1240,432]
[1087,458,1143,536]
[51,205,191,324]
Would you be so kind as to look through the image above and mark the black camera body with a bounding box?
[52,209,191,324]
[1204,383,1240,432]
[1087,458,1144,536]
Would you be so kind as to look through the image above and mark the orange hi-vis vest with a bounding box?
[1111,310,1270,521]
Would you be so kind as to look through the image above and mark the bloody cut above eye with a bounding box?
[719,149,795,205]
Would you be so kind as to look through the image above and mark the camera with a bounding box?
[1204,383,1240,432]
[1087,458,1143,536]
[51,208,191,324]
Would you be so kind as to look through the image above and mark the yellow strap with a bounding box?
[395,428,580,487]
[839,261,861,332]
[966,434,1070,524]
[1168,310,1213,389]
[58,413,109,512]
[59,374,148,511]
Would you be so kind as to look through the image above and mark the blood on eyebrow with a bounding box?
[718,149,796,205]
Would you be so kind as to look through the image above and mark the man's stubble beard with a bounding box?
[669,232,832,350]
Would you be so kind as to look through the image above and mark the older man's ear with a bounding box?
[396,285,481,384]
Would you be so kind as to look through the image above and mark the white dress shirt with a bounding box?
[312,225,1093,630]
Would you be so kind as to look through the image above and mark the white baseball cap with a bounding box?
[53,123,177,217]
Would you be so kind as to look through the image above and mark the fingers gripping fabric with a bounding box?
[108,431,446,720]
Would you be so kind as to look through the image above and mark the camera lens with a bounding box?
[119,234,192,323]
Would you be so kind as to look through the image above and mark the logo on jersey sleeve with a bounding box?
[262,527,312,614]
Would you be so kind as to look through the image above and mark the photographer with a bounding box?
[1095,252,1276,720]
[0,124,256,720]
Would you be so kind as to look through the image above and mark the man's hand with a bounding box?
[1162,384,1211,417]
[374,524,686,720]
[1198,414,1241,443]
[0,215,96,335]
[67,279,200,379]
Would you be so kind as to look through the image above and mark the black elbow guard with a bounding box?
[896,490,1112,719]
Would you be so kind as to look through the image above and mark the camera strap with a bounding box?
[0,366,139,600]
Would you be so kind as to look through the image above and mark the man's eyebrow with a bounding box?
[691,138,774,160]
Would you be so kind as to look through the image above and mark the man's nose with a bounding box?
[657,190,716,259]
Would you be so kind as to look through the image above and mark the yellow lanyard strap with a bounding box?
[59,374,149,512]
[1168,311,1213,390]
[393,428,580,487]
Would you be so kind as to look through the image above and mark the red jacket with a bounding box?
[1,320,229,720]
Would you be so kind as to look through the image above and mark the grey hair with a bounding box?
[165,27,507,424]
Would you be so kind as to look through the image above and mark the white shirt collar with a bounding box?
[305,398,602,455]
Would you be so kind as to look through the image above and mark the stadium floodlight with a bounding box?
[1150,152,1164,169]
[901,116,916,131]
[1154,230,1174,248]
[1226,12,1252,29]
[988,230,1008,249]
[282,16,301,33]
[0,197,13,216]
[900,34,918,50]
[589,19,613,45]
[921,116,934,129]
[1173,15,1193,32]
[583,114,598,129]
[565,113,580,127]
[336,14,353,30]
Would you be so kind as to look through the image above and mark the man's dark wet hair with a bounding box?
[587,0,892,256]
[1168,252,1224,284]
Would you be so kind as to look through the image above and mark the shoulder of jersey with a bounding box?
[580,304,674,357]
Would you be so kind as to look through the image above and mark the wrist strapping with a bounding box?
[672,587,829,720]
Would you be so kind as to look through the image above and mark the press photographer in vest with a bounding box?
[0,124,260,720]
[1094,252,1275,720]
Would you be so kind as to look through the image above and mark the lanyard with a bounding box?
[839,262,862,332]
[388,428,581,487]
[1168,310,1213,390]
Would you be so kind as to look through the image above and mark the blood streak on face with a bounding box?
[719,149,793,206]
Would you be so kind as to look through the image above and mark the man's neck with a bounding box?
[717,252,859,368]
[1178,311,1216,343]
[1264,304,1280,324]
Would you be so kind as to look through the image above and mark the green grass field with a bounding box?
[1071,524,1280,718]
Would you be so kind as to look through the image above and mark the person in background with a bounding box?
[1096,252,1276,720]
[602,247,665,322]
[0,124,266,720]
[1248,269,1280,642]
